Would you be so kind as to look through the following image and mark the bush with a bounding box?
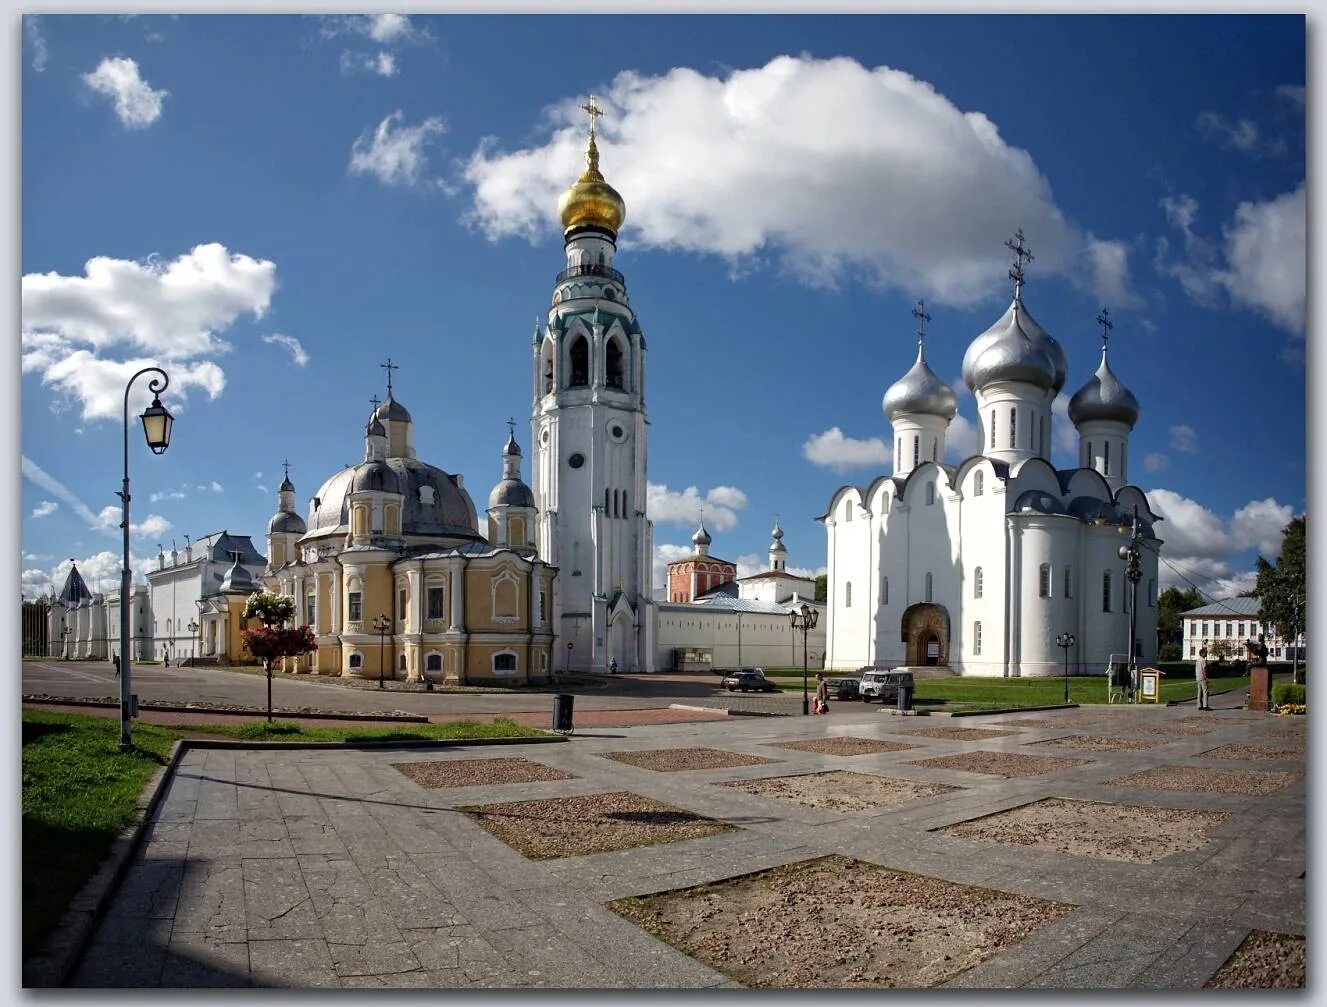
[1158,643,1182,662]
[1271,683,1306,708]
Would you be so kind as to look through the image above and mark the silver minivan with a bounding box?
[859,669,914,703]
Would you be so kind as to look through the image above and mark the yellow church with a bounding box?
[261,371,558,685]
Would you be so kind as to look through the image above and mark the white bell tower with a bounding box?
[531,96,654,673]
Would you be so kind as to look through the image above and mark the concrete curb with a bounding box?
[22,738,186,989]
[667,703,787,718]
[22,696,428,724]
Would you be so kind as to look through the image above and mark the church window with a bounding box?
[881,576,888,606]
[913,436,919,468]
[974,621,982,655]
[1010,408,1016,448]
[569,336,589,387]
[1064,566,1073,598]
[974,470,984,496]
[539,590,547,623]
[989,411,996,449]
[398,653,408,673]
[306,592,316,629]
[932,439,938,462]
[398,588,407,622]
[419,486,435,505]
[974,566,983,599]
[597,251,605,267]
[845,582,852,608]
[348,652,363,669]
[426,587,444,620]
[1121,442,1127,475]
[1102,571,1113,613]
[926,482,935,505]
[542,345,554,395]
[493,652,517,673]
[492,573,519,621]
[348,591,362,622]
[1041,415,1047,456]
[1086,441,1093,467]
[606,338,625,389]
[1039,563,1051,598]
[844,500,852,521]
[897,437,901,461]
[1104,441,1111,476]
[605,488,611,515]
[426,653,442,672]
[925,572,933,602]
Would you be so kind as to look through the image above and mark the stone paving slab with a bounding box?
[66,703,1305,989]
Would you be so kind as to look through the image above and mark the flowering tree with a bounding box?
[241,590,317,722]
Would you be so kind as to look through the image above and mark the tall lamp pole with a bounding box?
[1055,632,1076,704]
[187,619,199,667]
[1117,505,1143,702]
[118,368,174,752]
[372,613,391,689]
[789,602,819,716]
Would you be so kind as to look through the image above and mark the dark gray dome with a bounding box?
[220,558,255,593]
[374,394,411,423]
[307,458,480,540]
[367,416,386,438]
[351,459,401,494]
[1067,496,1126,525]
[884,344,958,422]
[962,298,1067,393]
[503,431,521,457]
[488,478,535,509]
[279,475,295,493]
[1068,350,1139,428]
[268,510,307,535]
[1013,489,1067,516]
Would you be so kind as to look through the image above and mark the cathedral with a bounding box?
[823,238,1162,677]
[261,376,557,685]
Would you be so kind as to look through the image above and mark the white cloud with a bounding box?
[463,57,1131,306]
[802,427,889,472]
[1083,236,1142,309]
[1196,111,1278,155]
[24,15,47,72]
[1050,394,1078,461]
[262,332,309,367]
[22,243,273,421]
[319,15,428,77]
[31,501,58,518]
[349,111,447,188]
[734,553,765,580]
[82,57,167,129]
[1214,183,1305,335]
[1168,425,1198,453]
[1229,498,1293,559]
[646,483,747,532]
[95,505,171,540]
[1142,452,1169,473]
[1275,85,1305,107]
[340,50,396,77]
[22,455,105,530]
[149,487,188,502]
[652,543,695,596]
[945,414,981,461]
[1147,489,1230,561]
[22,549,158,598]
[195,481,223,493]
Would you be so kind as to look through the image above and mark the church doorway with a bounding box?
[900,603,950,667]
[609,614,632,672]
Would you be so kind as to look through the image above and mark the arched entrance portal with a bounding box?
[900,603,951,668]
[609,613,633,672]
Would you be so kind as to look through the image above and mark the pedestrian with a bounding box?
[1195,646,1210,710]
[814,673,828,714]
[609,659,618,675]
[112,653,120,678]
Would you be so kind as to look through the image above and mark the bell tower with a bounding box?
[531,96,654,673]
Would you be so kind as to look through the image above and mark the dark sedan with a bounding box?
[721,671,778,693]
[827,677,861,700]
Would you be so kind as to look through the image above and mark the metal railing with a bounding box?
[555,264,626,287]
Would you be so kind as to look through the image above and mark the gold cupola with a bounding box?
[557,97,626,237]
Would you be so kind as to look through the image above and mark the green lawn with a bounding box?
[20,709,549,958]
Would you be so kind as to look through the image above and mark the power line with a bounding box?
[1138,540,1257,617]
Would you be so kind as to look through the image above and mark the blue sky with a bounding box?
[19,12,1307,602]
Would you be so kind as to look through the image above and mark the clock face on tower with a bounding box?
[609,423,625,441]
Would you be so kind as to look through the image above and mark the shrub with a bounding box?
[1271,683,1306,708]
[1158,643,1182,662]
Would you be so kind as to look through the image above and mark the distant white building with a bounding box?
[822,241,1162,677]
[147,531,266,663]
[1181,597,1305,662]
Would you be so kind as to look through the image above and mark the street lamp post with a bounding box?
[187,619,199,667]
[565,641,573,676]
[372,613,391,689]
[1055,632,1076,704]
[117,367,174,752]
[60,625,72,661]
[789,603,819,716]
[1117,505,1143,702]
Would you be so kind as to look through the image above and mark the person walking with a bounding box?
[814,673,829,714]
[1195,646,1210,710]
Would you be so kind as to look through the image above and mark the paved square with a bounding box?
[720,771,960,812]
[393,757,575,788]
[905,726,1022,741]
[458,792,736,859]
[1027,735,1163,752]
[769,736,921,756]
[938,798,1228,863]
[599,747,780,771]
[1107,765,1301,796]
[907,751,1089,777]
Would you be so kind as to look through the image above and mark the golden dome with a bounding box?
[557,130,626,236]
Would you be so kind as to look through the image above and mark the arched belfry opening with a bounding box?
[541,339,555,395]
[900,603,950,667]
[569,335,589,387]
[606,337,625,390]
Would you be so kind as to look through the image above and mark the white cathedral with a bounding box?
[822,240,1162,677]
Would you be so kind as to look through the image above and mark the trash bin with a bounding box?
[553,693,574,733]
[897,684,913,713]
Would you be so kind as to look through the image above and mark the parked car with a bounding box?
[722,670,778,693]
[859,669,915,704]
[827,677,861,700]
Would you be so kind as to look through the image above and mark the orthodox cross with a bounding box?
[380,357,398,396]
[506,416,517,438]
[911,299,931,349]
[282,459,291,481]
[369,394,381,412]
[580,95,604,135]
[1096,308,1113,351]
[1005,229,1034,299]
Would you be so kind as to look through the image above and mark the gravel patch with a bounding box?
[1174,715,1249,725]
[1107,765,1301,796]
[392,757,575,788]
[770,737,922,756]
[609,855,1073,988]
[939,798,1228,863]
[907,751,1089,778]
[600,747,781,772]
[1027,734,1164,752]
[720,771,961,813]
[904,727,1021,742]
[1206,930,1305,988]
[1116,724,1215,737]
[457,792,735,860]
[1261,726,1308,740]
[1004,716,1112,730]
[1198,744,1305,762]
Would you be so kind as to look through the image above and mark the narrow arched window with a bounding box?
[1087,441,1093,468]
[974,470,984,497]
[925,572,933,603]
[541,341,554,395]
[974,566,983,599]
[1010,407,1017,448]
[881,576,888,606]
[1148,578,1156,607]
[569,335,589,387]
[606,338,625,389]
[1039,563,1051,598]
[926,482,935,505]
[1102,570,1113,613]
[973,621,982,655]
[1041,415,1047,457]
[990,410,996,449]
[913,435,919,468]
[932,438,938,462]
[845,582,852,608]
[1064,566,1073,599]
[897,437,901,461]
[1104,440,1111,476]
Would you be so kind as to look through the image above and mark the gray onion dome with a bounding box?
[267,510,307,536]
[220,557,255,592]
[279,474,295,493]
[962,298,1067,393]
[769,522,787,552]
[502,431,521,457]
[366,416,386,438]
[692,521,712,548]
[884,343,958,422]
[351,459,400,494]
[1067,348,1139,428]
[374,394,411,423]
[488,478,535,509]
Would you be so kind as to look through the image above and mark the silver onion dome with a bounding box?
[267,510,307,536]
[1068,348,1139,428]
[692,521,712,548]
[962,298,1067,394]
[488,478,535,509]
[884,343,958,422]
[374,394,411,424]
[220,557,256,593]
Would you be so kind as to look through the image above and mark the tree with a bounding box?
[1209,639,1234,662]
[241,590,317,722]
[1156,585,1204,652]
[1252,515,1306,683]
[814,574,828,604]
